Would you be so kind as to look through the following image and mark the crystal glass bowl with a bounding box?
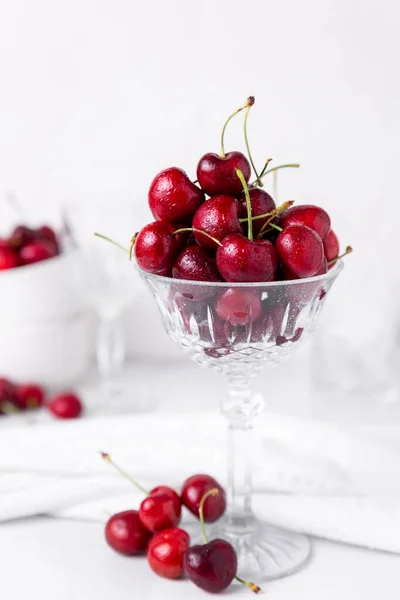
[139,262,343,581]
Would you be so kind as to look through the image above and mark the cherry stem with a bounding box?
[172,227,223,247]
[235,576,261,594]
[220,96,254,159]
[129,233,138,260]
[268,222,283,233]
[256,200,293,238]
[240,200,294,223]
[243,103,263,187]
[328,245,353,265]
[199,488,219,544]
[236,169,253,241]
[94,233,129,254]
[251,163,300,187]
[258,158,273,178]
[100,452,150,497]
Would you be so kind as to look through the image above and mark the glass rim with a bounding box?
[136,259,344,288]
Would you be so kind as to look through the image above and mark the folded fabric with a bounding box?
[1,411,399,553]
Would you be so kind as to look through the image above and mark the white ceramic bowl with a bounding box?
[0,250,86,323]
[0,310,96,386]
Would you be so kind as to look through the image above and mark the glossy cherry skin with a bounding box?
[15,384,45,409]
[181,474,226,523]
[192,195,241,249]
[105,510,152,555]
[197,151,251,197]
[216,233,278,283]
[276,224,324,278]
[0,247,19,270]
[323,229,339,262]
[172,246,222,282]
[135,222,179,276]
[147,528,190,579]
[9,225,36,249]
[281,205,331,240]
[19,240,58,265]
[184,539,237,593]
[239,187,276,235]
[47,392,82,419]
[139,486,182,533]
[215,288,262,326]
[149,167,205,224]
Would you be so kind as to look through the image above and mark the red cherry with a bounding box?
[172,245,223,285]
[316,257,328,275]
[36,225,58,244]
[216,233,278,283]
[19,240,58,265]
[147,528,190,579]
[197,152,251,197]
[105,510,151,555]
[238,188,276,235]
[135,221,179,276]
[192,195,242,249]
[0,247,19,270]
[184,538,238,593]
[281,204,331,240]
[148,167,205,224]
[15,384,45,409]
[0,378,19,412]
[47,392,82,419]
[276,224,324,278]
[323,229,340,262]
[139,486,182,533]
[181,475,226,523]
[9,225,36,249]
[215,288,262,326]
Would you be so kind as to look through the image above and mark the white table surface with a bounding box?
[2,359,400,599]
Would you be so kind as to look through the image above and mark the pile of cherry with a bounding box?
[133,96,350,289]
[0,378,83,419]
[0,224,60,270]
[102,453,260,594]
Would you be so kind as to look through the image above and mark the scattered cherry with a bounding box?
[9,225,36,249]
[47,392,83,419]
[15,384,45,409]
[105,510,152,555]
[101,453,182,534]
[0,247,19,270]
[147,528,190,579]
[148,167,205,224]
[134,221,179,276]
[183,489,260,594]
[192,195,242,249]
[181,474,226,523]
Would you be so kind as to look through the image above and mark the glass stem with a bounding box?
[96,315,126,382]
[221,374,264,535]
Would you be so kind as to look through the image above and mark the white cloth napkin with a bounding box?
[1,411,400,553]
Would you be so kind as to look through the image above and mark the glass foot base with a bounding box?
[206,520,312,581]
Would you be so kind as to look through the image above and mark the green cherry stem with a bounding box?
[251,163,300,187]
[101,452,150,496]
[258,157,273,178]
[198,488,261,594]
[328,245,353,265]
[220,96,254,158]
[236,168,253,241]
[243,101,263,187]
[199,488,219,544]
[94,232,129,254]
[239,200,294,223]
[173,227,223,247]
[268,222,283,233]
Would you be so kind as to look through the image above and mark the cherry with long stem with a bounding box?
[328,245,353,265]
[220,97,254,158]
[243,101,263,187]
[198,489,260,594]
[101,452,150,496]
[236,169,253,241]
[251,163,300,187]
